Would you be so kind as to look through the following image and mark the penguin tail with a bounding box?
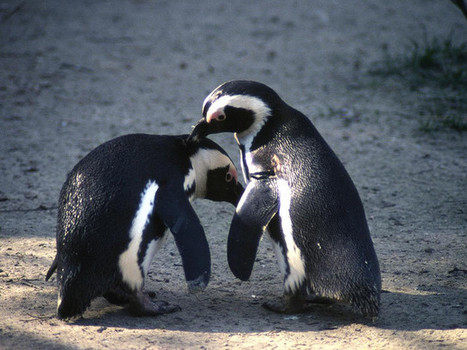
[45,256,58,281]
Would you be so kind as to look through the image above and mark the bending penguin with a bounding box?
[46,133,243,319]
[188,80,381,317]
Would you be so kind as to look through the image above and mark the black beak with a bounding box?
[186,118,209,144]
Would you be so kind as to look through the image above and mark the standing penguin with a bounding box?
[188,80,381,317]
[46,133,243,319]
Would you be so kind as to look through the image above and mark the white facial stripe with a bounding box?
[202,85,224,113]
[277,179,306,293]
[189,148,233,198]
[206,94,271,151]
[207,94,270,119]
[119,181,158,291]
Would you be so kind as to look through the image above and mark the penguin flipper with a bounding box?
[154,186,210,293]
[228,178,278,281]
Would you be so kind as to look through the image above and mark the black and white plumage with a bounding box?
[46,133,243,319]
[188,80,381,317]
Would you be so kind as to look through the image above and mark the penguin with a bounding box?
[187,80,381,317]
[45,133,243,319]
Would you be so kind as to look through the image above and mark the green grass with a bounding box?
[370,33,467,132]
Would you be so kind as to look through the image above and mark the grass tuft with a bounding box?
[370,33,467,131]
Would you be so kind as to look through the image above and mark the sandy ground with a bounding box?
[1,1,466,349]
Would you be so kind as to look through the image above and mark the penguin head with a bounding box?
[187,137,244,205]
[188,80,282,143]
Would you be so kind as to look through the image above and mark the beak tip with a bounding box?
[187,119,208,144]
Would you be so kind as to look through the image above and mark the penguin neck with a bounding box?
[235,129,259,184]
[235,115,279,183]
[234,112,271,152]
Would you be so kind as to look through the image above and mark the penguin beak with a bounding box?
[187,118,209,143]
[187,116,228,143]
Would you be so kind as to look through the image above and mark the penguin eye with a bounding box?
[217,114,226,121]
[225,172,233,182]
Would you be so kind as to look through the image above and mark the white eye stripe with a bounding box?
[206,94,270,121]
[202,87,223,114]
[205,94,271,152]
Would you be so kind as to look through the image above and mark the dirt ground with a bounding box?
[0,1,466,349]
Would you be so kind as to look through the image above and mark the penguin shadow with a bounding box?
[1,328,76,350]
[371,286,467,331]
[69,284,466,333]
[71,291,360,333]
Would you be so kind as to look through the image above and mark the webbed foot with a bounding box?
[128,291,181,316]
[262,293,306,314]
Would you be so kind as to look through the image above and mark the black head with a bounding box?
[205,164,244,205]
[187,80,282,143]
[186,136,244,205]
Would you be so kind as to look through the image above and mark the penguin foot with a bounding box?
[262,293,306,314]
[128,291,181,316]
